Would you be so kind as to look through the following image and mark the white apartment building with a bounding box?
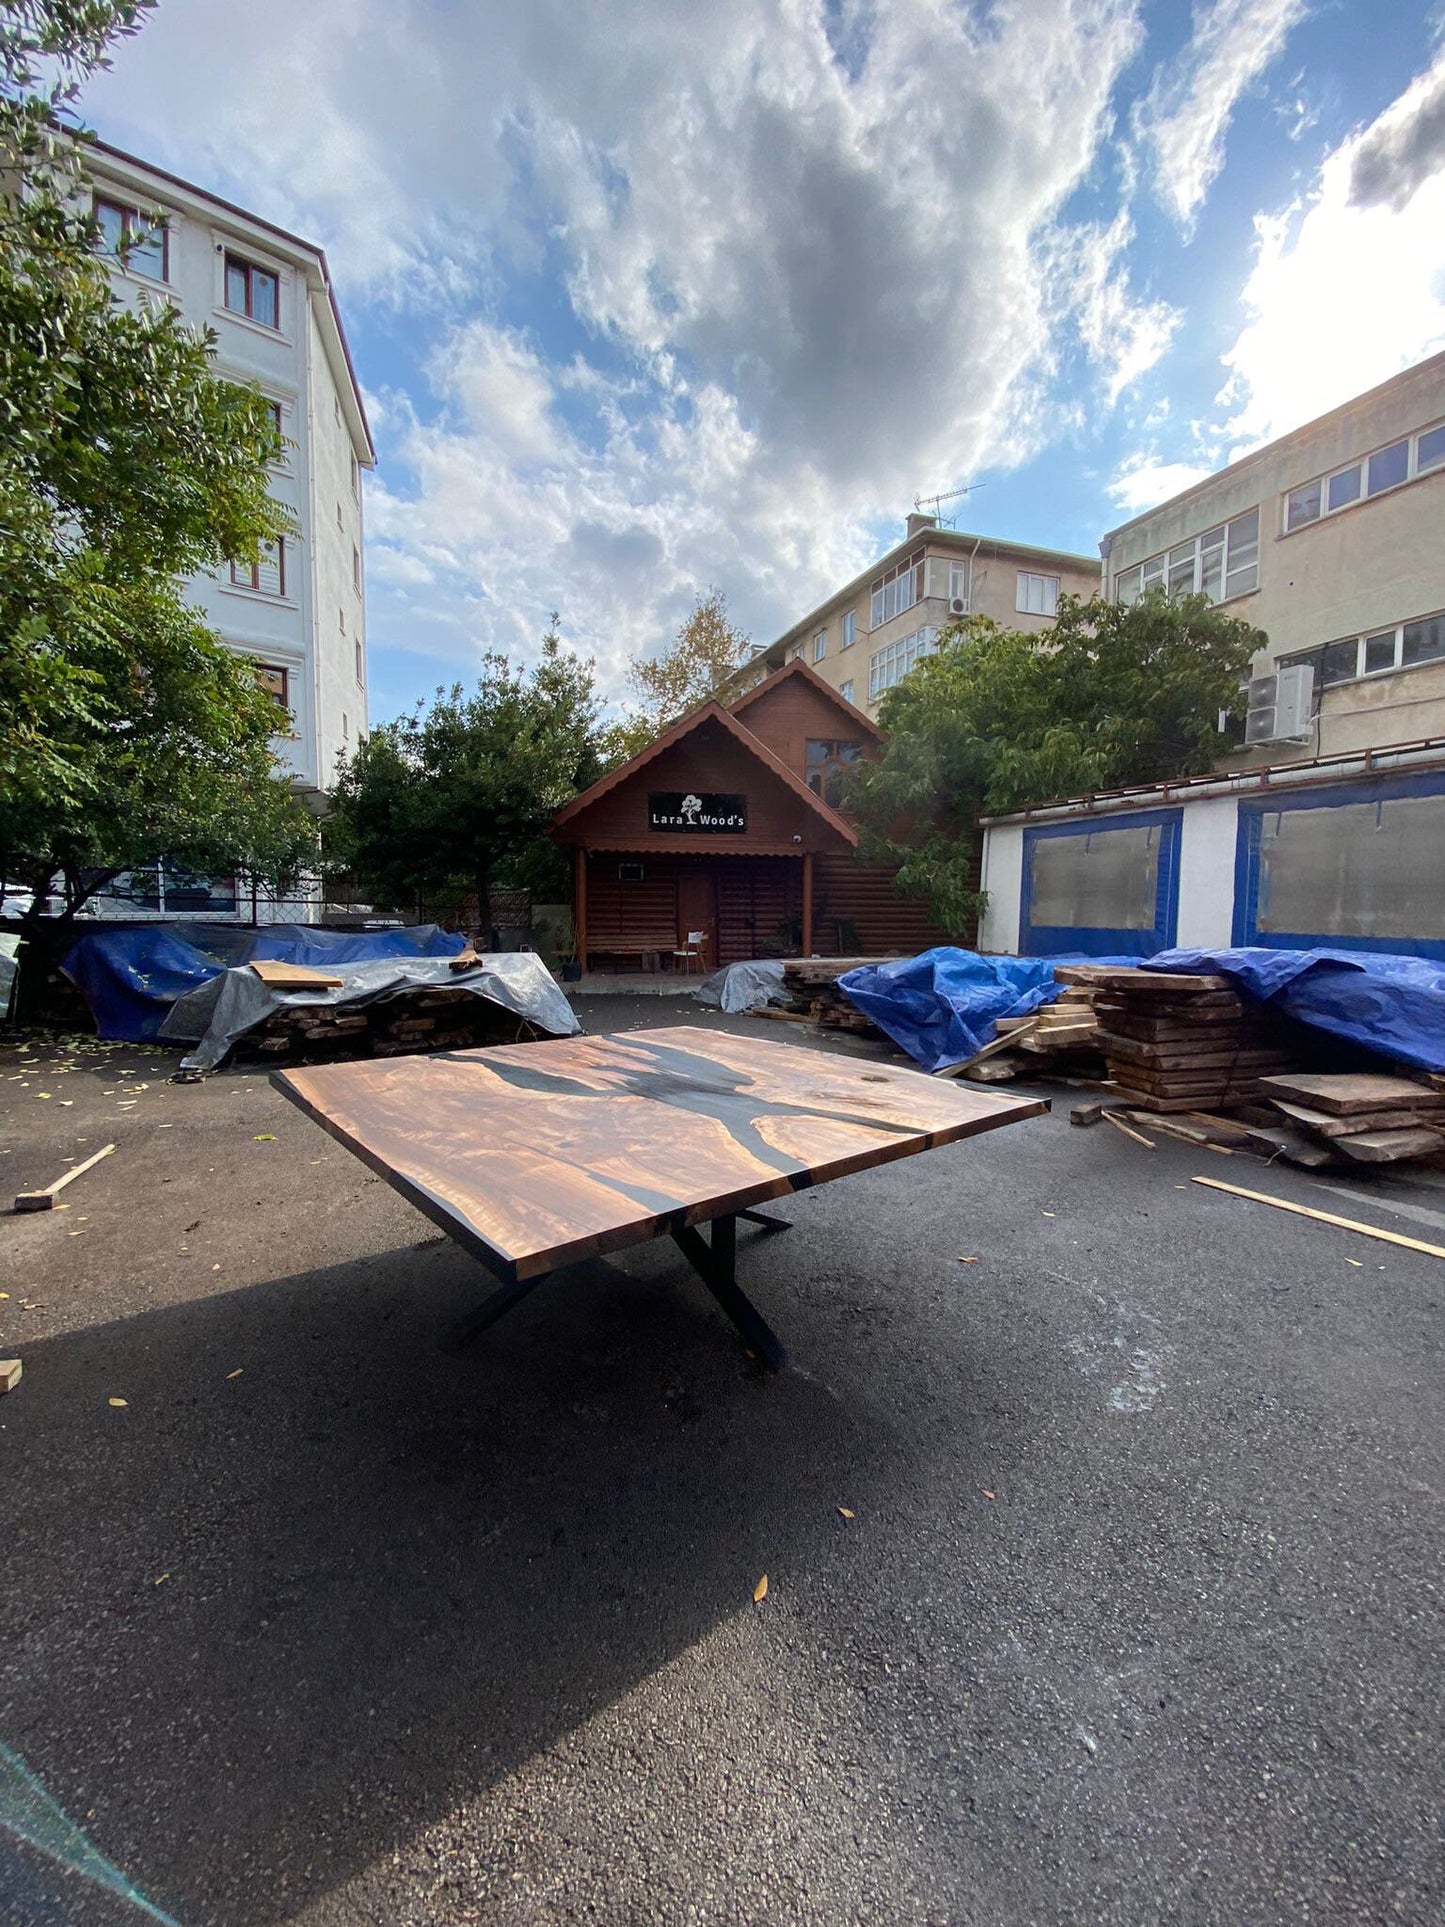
[87,140,375,813]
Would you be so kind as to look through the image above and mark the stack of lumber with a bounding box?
[988,985,1106,1076]
[1258,1072,1445,1165]
[240,986,544,1063]
[776,958,886,1036]
[1057,964,1299,1113]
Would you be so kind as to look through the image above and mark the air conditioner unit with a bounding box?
[948,596,969,617]
[1244,663,1314,745]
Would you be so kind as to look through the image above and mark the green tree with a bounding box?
[0,0,313,925]
[849,591,1264,933]
[324,622,604,928]
[604,586,750,762]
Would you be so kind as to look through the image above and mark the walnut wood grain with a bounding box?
[274,1026,1045,1281]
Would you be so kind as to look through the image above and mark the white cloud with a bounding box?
[1220,46,1445,451]
[1106,456,1216,517]
[83,0,1180,704]
[1137,0,1309,229]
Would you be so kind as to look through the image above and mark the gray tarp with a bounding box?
[692,958,788,1013]
[161,952,581,1071]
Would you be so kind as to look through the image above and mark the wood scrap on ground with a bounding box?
[0,1359,21,1395]
[14,1141,116,1213]
[1257,1073,1445,1167]
[1191,1175,1445,1260]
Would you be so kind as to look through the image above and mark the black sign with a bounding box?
[648,791,748,833]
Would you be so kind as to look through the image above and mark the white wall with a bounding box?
[978,824,1024,953]
[1174,797,1239,948]
[306,301,368,785]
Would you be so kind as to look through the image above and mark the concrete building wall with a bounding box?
[306,303,368,785]
[1101,354,1445,767]
[738,520,1100,722]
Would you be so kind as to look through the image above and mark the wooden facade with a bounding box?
[553,660,948,972]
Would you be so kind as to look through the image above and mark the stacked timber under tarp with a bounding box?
[1056,965,1302,1112]
[240,985,549,1062]
[772,958,889,1036]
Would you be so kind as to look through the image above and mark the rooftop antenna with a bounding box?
[912,482,984,530]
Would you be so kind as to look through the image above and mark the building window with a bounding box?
[869,624,938,700]
[339,606,345,633]
[252,662,289,711]
[224,252,279,329]
[813,629,826,662]
[342,712,349,741]
[840,678,855,704]
[1285,424,1445,532]
[93,194,167,280]
[1279,609,1445,687]
[841,610,856,649]
[337,501,344,531]
[355,637,365,684]
[948,563,971,609]
[230,538,286,597]
[1114,508,1259,607]
[352,544,362,593]
[789,643,804,661]
[1016,572,1059,617]
[350,451,361,498]
[805,738,862,806]
[870,548,926,628]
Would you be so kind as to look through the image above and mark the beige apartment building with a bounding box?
[1100,351,1445,764]
[978,352,1445,962]
[729,516,1101,716]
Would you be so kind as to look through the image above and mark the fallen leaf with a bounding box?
[1345,1258,1364,1268]
[1041,1211,1055,1218]
[108,1397,128,1408]
[956,1256,978,1264]
[752,1574,768,1603]
[254,1134,276,1142]
[154,1573,170,1586]
[837,1507,855,1519]
[982,1489,996,1500]
[226,1368,243,1379]
[211,1263,221,1272]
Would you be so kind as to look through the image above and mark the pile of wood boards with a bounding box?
[240,986,543,1062]
[975,985,1106,1080]
[1258,1072,1445,1166]
[772,958,886,1036]
[1053,964,1298,1112]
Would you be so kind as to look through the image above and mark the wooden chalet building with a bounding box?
[552,659,944,973]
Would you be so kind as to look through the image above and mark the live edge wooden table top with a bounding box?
[274,1027,1044,1285]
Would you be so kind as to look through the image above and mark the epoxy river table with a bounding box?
[273,1026,1046,1369]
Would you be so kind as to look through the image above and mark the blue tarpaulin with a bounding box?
[838,945,1445,1075]
[63,922,465,1041]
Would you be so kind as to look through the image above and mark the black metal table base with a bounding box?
[446,1209,792,1368]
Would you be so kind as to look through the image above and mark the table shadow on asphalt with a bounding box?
[0,1230,895,1926]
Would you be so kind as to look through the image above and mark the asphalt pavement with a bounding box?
[0,996,1441,1926]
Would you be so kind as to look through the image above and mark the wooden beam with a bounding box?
[801,849,814,958]
[574,845,588,976]
[15,1142,116,1213]
[1191,1175,1445,1259]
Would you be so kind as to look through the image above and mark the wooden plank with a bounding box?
[275,1027,1046,1282]
[1333,1128,1444,1164]
[1102,1110,1154,1148]
[934,1016,1039,1078]
[1191,1176,1445,1259]
[0,1359,21,1396]
[1269,1099,1441,1139]
[249,959,344,989]
[1053,966,1233,992]
[1257,1073,1445,1116]
[14,1142,116,1213]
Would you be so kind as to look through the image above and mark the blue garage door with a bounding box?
[1233,771,1445,960]
[1020,809,1182,957]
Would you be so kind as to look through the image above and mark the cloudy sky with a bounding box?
[84,0,1445,723]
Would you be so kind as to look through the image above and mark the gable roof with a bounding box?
[552,698,857,845]
[728,655,885,739]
